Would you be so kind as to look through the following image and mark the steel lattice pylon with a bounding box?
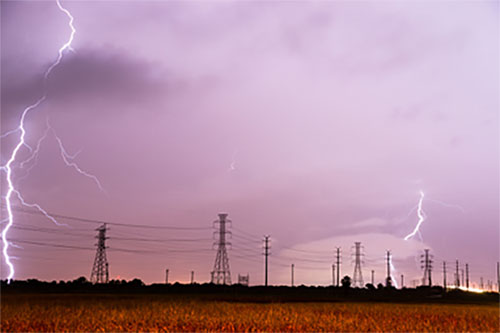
[211,213,231,285]
[90,224,109,284]
[352,242,364,287]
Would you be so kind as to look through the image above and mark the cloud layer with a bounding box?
[1,1,498,285]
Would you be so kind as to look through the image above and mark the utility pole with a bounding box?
[401,274,404,288]
[480,277,484,289]
[165,269,169,284]
[465,264,469,290]
[90,224,109,284]
[455,260,460,288]
[443,261,447,289]
[461,269,464,289]
[211,213,232,285]
[291,264,295,287]
[336,247,341,287]
[332,264,335,286]
[371,270,375,286]
[263,235,271,287]
[385,250,392,287]
[421,249,432,286]
[352,242,364,287]
[191,271,194,284]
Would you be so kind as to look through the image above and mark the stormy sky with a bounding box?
[1,1,498,287]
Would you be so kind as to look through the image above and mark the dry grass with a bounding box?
[1,294,498,332]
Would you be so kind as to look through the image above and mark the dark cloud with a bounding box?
[1,49,174,115]
[46,49,171,105]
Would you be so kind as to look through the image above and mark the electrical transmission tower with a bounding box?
[90,224,109,284]
[335,247,341,287]
[263,235,271,286]
[385,250,392,287]
[211,213,232,285]
[465,263,469,290]
[455,260,460,288]
[352,242,364,287]
[421,249,433,286]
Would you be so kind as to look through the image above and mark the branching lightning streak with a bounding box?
[426,198,465,213]
[44,0,76,79]
[389,258,399,288]
[404,191,426,241]
[1,97,45,281]
[53,134,105,192]
[18,125,51,170]
[1,0,97,282]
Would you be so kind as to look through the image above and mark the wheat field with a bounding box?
[1,294,498,332]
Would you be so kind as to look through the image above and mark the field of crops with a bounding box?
[1,294,498,332]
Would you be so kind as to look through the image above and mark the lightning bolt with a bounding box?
[44,0,76,79]
[404,191,426,241]
[228,149,238,172]
[1,0,101,282]
[389,257,399,288]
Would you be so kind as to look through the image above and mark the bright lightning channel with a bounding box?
[228,149,238,172]
[389,257,399,288]
[1,0,101,283]
[404,191,426,241]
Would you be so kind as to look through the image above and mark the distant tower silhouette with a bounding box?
[263,235,271,286]
[238,274,249,286]
[352,242,364,287]
[421,249,433,286]
[465,263,469,290]
[385,250,392,287]
[335,247,341,286]
[90,224,109,284]
[211,213,231,285]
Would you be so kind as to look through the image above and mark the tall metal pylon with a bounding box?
[211,213,232,285]
[352,242,364,287]
[421,249,433,286]
[90,224,109,284]
[465,263,469,290]
[385,250,392,287]
[263,235,271,286]
[335,247,341,286]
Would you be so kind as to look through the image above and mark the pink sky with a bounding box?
[1,1,498,286]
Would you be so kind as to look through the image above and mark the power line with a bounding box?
[9,239,94,251]
[3,205,212,230]
[109,236,212,243]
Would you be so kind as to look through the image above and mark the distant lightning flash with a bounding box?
[404,191,426,241]
[1,0,101,282]
[228,149,238,172]
[389,257,399,288]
